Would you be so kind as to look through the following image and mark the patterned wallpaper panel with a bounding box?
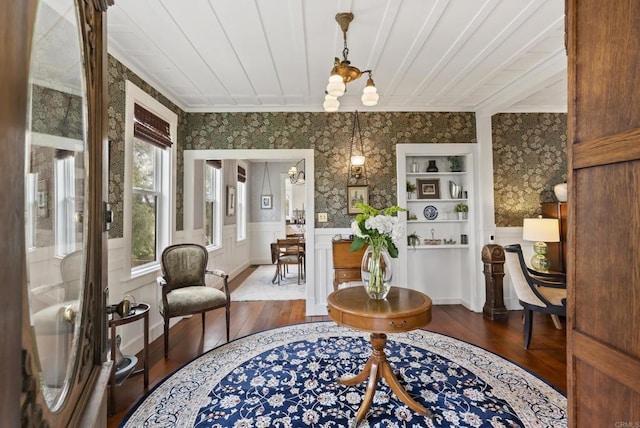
[107,55,186,238]
[183,112,476,228]
[107,56,567,234]
[32,85,84,139]
[492,113,567,227]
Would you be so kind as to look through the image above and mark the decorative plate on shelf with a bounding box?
[423,205,438,220]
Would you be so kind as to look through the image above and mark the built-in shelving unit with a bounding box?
[396,143,478,306]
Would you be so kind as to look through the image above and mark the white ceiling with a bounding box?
[107,0,567,114]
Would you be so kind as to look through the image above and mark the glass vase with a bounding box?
[361,246,393,299]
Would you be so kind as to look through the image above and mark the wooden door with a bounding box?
[567,1,640,425]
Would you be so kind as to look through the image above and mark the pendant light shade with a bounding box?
[326,73,346,97]
[323,94,340,112]
[361,76,379,106]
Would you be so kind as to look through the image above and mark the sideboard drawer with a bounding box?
[336,269,361,280]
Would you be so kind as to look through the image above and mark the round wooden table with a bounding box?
[327,286,433,424]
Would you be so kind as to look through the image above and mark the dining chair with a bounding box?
[157,243,230,358]
[504,244,566,349]
[276,238,304,285]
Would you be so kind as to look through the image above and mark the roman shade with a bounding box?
[133,103,172,149]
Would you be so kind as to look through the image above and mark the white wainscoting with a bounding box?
[248,222,285,265]
[307,228,353,316]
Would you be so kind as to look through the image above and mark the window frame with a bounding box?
[204,161,221,249]
[236,162,247,242]
[54,155,76,257]
[123,81,177,278]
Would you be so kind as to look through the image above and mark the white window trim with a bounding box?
[204,163,222,250]
[236,160,247,242]
[54,155,76,257]
[123,81,177,278]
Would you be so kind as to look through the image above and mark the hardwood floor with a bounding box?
[107,266,567,427]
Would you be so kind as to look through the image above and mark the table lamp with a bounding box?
[522,216,560,272]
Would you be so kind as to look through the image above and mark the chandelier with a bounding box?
[323,12,379,112]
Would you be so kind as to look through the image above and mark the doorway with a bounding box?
[183,149,314,314]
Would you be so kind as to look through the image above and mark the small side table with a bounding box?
[327,286,433,425]
[108,302,150,414]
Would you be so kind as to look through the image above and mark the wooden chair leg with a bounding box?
[523,309,533,350]
[225,307,230,342]
[201,312,206,332]
[164,319,169,358]
[551,314,563,329]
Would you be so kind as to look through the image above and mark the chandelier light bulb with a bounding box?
[323,94,340,112]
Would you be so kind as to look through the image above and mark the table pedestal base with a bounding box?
[340,333,433,424]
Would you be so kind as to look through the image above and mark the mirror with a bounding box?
[25,0,87,410]
[285,179,306,225]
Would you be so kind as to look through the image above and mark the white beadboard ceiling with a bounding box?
[107,0,567,114]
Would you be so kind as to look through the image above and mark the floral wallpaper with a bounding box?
[107,54,186,238]
[106,55,568,235]
[492,113,567,227]
[183,112,476,228]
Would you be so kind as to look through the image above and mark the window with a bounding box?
[131,139,162,267]
[237,165,247,241]
[204,160,221,247]
[124,81,176,275]
[54,153,76,256]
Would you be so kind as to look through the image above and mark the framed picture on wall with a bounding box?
[417,178,440,199]
[347,185,369,214]
[261,194,272,209]
[226,185,236,216]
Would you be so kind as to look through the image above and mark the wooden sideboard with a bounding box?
[541,202,567,273]
[331,240,367,291]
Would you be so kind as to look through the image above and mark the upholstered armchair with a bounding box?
[157,243,229,358]
[504,244,567,349]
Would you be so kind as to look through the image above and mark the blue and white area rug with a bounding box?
[120,322,567,427]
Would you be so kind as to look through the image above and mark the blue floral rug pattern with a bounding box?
[121,322,566,428]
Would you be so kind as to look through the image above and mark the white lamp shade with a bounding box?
[522,218,560,242]
[323,95,339,112]
[361,85,379,106]
[351,155,365,166]
[326,75,346,97]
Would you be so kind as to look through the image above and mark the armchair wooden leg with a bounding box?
[201,313,206,332]
[523,309,533,350]
[164,320,169,358]
[225,307,230,342]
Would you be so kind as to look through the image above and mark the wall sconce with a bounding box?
[522,216,560,272]
[350,155,365,178]
[288,159,305,184]
[348,111,367,181]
